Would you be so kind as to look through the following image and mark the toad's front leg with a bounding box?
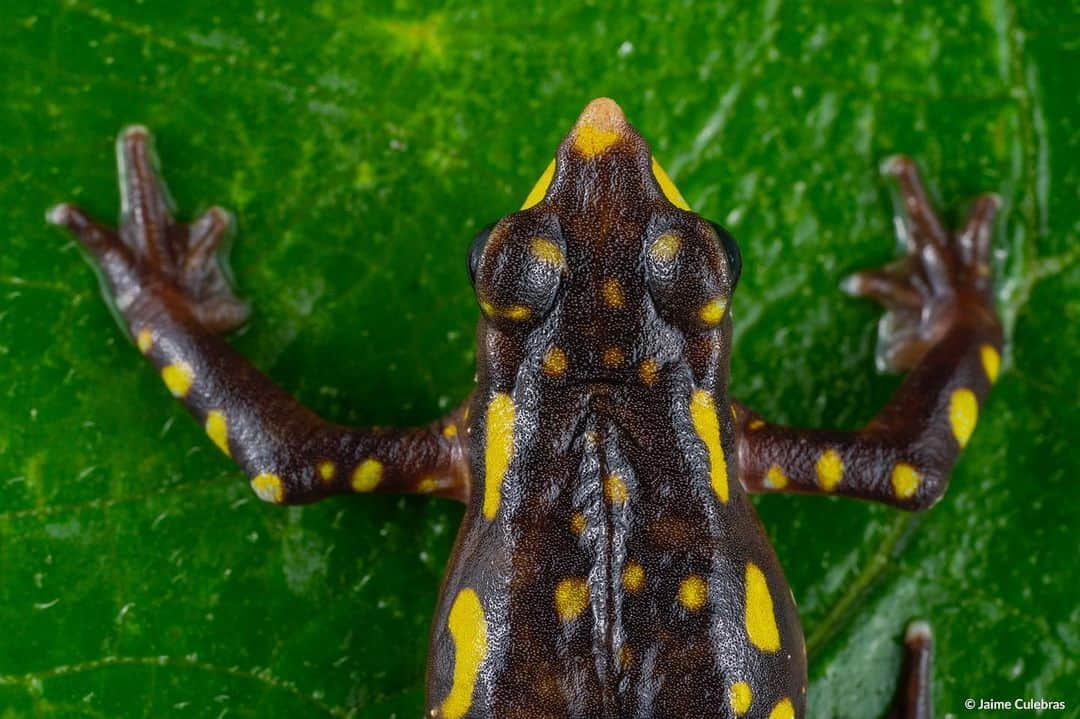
[50,127,470,505]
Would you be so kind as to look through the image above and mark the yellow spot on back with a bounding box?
[442,424,458,438]
[651,157,691,210]
[570,512,586,535]
[639,358,659,386]
[161,362,193,398]
[815,449,844,491]
[602,278,626,309]
[980,344,1001,383]
[768,698,795,719]
[483,393,515,520]
[765,464,788,489]
[521,159,556,210]
[650,232,681,261]
[745,562,780,651]
[678,575,707,611]
[439,588,488,719]
[205,410,230,457]
[136,329,153,354]
[503,305,531,321]
[555,577,589,621]
[479,299,496,316]
[602,346,624,367]
[318,461,336,482]
[530,236,565,266]
[622,562,645,593]
[542,346,568,376]
[730,681,753,716]
[690,389,729,502]
[351,459,383,492]
[700,297,728,325]
[949,388,978,448]
[891,463,921,499]
[605,473,629,504]
[251,473,283,503]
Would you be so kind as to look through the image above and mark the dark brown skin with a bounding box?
[49,98,1002,719]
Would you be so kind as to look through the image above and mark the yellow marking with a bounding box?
[891,463,921,499]
[765,464,788,489]
[442,424,458,438]
[351,459,383,492]
[570,512,586,535]
[949,388,978,449]
[251,473,283,503]
[678,575,707,611]
[605,473,629,504]
[650,232,681,261]
[555,577,589,621]
[745,562,780,651]
[574,125,620,157]
[439,588,488,719]
[318,461,336,482]
[521,159,556,209]
[619,645,633,669]
[417,476,438,493]
[530,236,565,266]
[730,681,753,716]
[699,297,728,326]
[815,449,844,491]
[602,346,624,367]
[731,405,738,420]
[542,346,568,376]
[479,299,496,316]
[639,358,659,386]
[483,393,515,520]
[651,157,691,210]
[768,698,795,719]
[204,410,230,457]
[980,344,1001,383]
[504,304,531,321]
[622,562,645,593]
[602,278,626,309]
[690,389,728,502]
[748,418,765,431]
[161,362,194,398]
[136,329,153,354]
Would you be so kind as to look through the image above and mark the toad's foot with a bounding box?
[843,156,1000,373]
[48,126,248,335]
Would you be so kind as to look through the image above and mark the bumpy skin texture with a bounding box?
[50,99,1003,719]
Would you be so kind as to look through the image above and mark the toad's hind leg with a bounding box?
[888,622,933,719]
[50,127,471,505]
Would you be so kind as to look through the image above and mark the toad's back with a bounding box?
[425,99,806,719]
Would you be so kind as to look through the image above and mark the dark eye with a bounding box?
[468,222,496,284]
[709,221,741,289]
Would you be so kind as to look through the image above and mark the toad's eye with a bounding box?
[646,219,739,333]
[471,217,566,329]
[709,220,741,290]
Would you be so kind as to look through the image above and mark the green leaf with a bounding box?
[1,2,1077,717]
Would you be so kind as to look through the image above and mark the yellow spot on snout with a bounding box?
[891,463,921,500]
[251,473,283,503]
[205,410,230,456]
[318,461,336,482]
[690,389,728,502]
[815,449,844,491]
[483,393,515,520]
[605,473,629,504]
[699,297,727,326]
[622,562,645,593]
[980,344,1000,383]
[730,681,753,716]
[745,562,780,651]
[351,459,383,492]
[678,575,707,611]
[530,237,565,267]
[650,232,681,261]
[949,388,978,448]
[639,358,659,386]
[555,577,589,621]
[439,588,488,719]
[768,698,795,719]
[521,159,556,210]
[765,465,788,489]
[161,362,193,398]
[651,157,691,211]
[602,278,626,309]
[136,329,153,354]
[572,99,625,158]
[542,346,568,376]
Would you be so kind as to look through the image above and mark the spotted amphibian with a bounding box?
[52,98,1004,718]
